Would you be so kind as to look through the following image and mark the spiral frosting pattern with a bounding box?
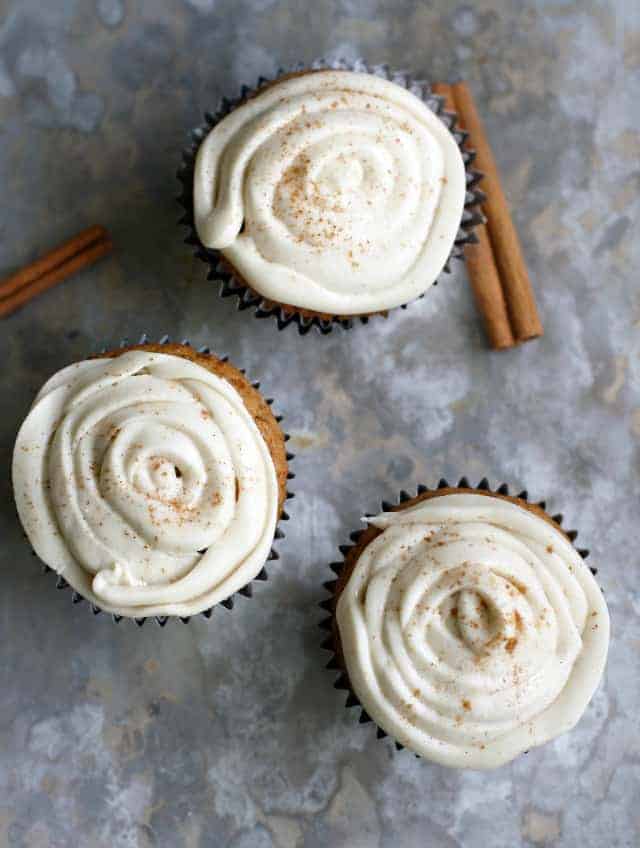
[336,493,609,768]
[194,70,466,314]
[13,350,280,618]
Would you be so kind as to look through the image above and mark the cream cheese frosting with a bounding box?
[336,493,610,769]
[12,350,280,618]
[194,70,466,315]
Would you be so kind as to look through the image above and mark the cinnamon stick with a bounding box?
[451,81,543,343]
[432,83,515,350]
[465,225,516,349]
[0,226,112,318]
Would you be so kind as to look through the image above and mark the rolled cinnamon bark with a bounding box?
[451,82,543,343]
[0,226,112,318]
[432,83,516,350]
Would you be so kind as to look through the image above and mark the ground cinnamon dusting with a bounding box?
[505,637,518,653]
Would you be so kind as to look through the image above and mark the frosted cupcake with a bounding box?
[12,342,291,623]
[322,480,610,769]
[181,62,480,333]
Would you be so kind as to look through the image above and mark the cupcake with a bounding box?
[12,341,292,623]
[180,60,483,334]
[322,480,610,769]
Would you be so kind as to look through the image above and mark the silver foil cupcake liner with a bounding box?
[38,332,295,626]
[319,477,594,756]
[177,57,486,335]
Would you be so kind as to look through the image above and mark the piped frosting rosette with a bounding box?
[12,350,280,619]
[193,69,466,316]
[335,493,610,769]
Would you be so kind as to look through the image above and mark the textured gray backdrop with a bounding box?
[0,1,638,846]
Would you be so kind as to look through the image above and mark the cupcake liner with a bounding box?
[320,477,595,756]
[177,57,486,336]
[38,332,295,626]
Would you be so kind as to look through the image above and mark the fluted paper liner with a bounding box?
[177,57,486,335]
[36,333,295,626]
[319,477,596,756]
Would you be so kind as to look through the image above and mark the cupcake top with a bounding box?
[194,70,466,315]
[12,346,285,619]
[336,491,610,769]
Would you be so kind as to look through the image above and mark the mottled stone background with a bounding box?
[0,1,638,846]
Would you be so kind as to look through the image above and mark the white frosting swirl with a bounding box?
[12,351,280,618]
[194,70,466,314]
[336,494,610,769]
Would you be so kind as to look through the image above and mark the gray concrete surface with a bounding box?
[0,1,638,846]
